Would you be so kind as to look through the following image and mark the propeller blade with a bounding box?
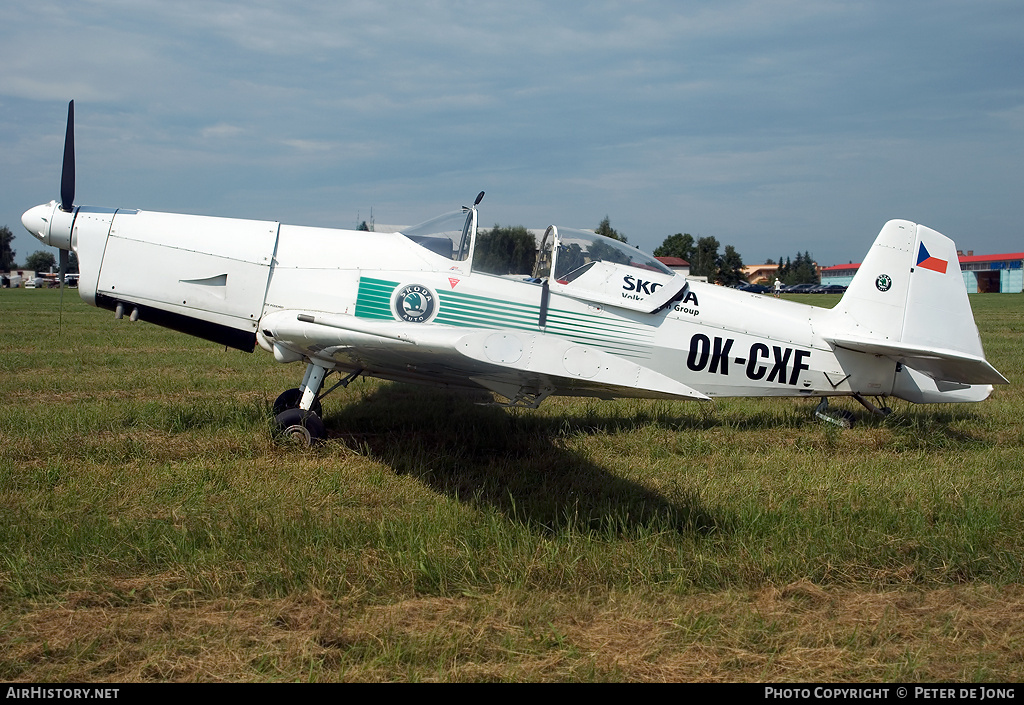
[60,100,75,213]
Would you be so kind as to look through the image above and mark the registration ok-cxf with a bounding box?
[22,101,1008,444]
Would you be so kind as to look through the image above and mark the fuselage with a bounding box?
[22,201,897,401]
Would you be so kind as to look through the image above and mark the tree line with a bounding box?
[766,251,818,286]
[653,232,744,286]
[2,225,80,274]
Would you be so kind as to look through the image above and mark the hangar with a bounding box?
[820,251,1024,293]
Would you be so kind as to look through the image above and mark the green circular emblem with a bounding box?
[875,274,892,292]
[394,284,436,323]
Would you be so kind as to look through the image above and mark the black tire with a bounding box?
[273,388,323,417]
[274,408,327,447]
[834,409,856,429]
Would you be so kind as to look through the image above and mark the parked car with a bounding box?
[738,284,771,294]
[811,284,847,294]
[783,283,818,293]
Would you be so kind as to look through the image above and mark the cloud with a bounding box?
[3,0,1023,266]
[201,123,245,140]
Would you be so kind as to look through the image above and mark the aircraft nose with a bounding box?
[22,202,54,242]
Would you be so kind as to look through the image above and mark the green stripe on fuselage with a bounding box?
[355,276,654,359]
[354,277,398,319]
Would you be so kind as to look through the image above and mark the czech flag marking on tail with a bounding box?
[917,242,948,274]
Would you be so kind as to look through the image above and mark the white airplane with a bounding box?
[23,102,1008,444]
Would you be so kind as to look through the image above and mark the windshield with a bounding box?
[400,209,475,261]
[552,227,673,282]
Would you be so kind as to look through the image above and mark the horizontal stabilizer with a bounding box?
[827,335,1008,386]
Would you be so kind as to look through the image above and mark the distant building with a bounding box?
[741,263,780,285]
[818,263,859,287]
[958,251,1024,293]
[1,270,38,288]
[656,256,690,277]
[740,261,821,285]
[820,251,1024,293]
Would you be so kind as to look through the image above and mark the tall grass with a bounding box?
[2,288,1023,681]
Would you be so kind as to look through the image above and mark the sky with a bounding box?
[2,0,1023,269]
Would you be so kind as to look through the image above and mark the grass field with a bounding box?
[2,287,1022,682]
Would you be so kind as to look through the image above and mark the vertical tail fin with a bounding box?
[823,220,1006,392]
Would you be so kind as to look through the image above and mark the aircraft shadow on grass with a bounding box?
[310,384,992,536]
[321,384,741,538]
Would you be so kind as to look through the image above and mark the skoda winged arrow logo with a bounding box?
[875,274,892,292]
[394,284,436,323]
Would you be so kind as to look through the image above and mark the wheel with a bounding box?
[274,408,327,447]
[273,387,322,417]
[814,399,856,429]
[834,409,856,429]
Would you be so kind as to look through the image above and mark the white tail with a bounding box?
[822,220,1007,402]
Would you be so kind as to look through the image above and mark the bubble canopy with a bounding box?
[535,226,674,282]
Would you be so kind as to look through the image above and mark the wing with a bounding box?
[259,310,708,406]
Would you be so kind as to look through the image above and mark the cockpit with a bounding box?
[400,208,476,261]
[399,196,685,314]
[533,226,674,282]
[533,226,684,313]
[397,190,484,264]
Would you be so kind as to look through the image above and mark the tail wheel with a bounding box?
[814,398,857,429]
[833,409,856,429]
[272,387,323,417]
[274,408,327,447]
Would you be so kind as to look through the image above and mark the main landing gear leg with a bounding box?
[853,393,893,418]
[273,361,329,446]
